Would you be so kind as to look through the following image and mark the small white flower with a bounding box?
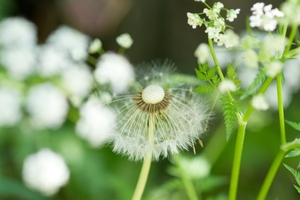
[213,2,224,13]
[47,26,90,61]
[76,100,116,147]
[116,33,133,49]
[94,52,135,94]
[265,61,283,78]
[61,61,93,104]
[263,34,286,58]
[111,65,209,161]
[0,47,37,80]
[218,79,237,94]
[203,8,218,20]
[251,95,269,111]
[250,3,284,31]
[26,83,68,129]
[195,0,205,2]
[242,49,259,69]
[187,12,203,29]
[205,26,222,40]
[226,9,240,22]
[0,17,37,47]
[22,149,70,196]
[88,38,102,53]
[194,43,211,64]
[0,87,22,126]
[38,44,69,77]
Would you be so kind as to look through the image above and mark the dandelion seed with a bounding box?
[22,149,70,196]
[110,62,209,161]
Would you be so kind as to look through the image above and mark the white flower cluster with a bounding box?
[250,2,284,31]
[281,0,300,25]
[187,2,240,47]
[22,149,70,196]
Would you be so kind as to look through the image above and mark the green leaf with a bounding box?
[207,66,217,80]
[226,64,241,89]
[195,68,209,81]
[286,120,300,131]
[284,164,300,193]
[221,96,238,140]
[285,148,300,158]
[240,69,266,100]
[194,85,215,94]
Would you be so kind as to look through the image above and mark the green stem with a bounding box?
[276,74,286,145]
[87,55,98,66]
[173,154,200,200]
[132,115,155,200]
[256,150,285,200]
[228,114,247,200]
[208,38,225,81]
[283,24,298,56]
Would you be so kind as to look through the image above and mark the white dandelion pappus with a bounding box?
[22,148,70,196]
[110,62,209,161]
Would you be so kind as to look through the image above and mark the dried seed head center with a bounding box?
[134,85,171,113]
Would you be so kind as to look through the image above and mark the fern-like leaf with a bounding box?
[240,69,266,100]
[194,85,215,94]
[227,64,241,89]
[284,164,300,193]
[286,120,300,131]
[221,96,239,140]
[285,148,300,158]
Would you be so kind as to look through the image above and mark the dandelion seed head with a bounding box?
[110,62,209,161]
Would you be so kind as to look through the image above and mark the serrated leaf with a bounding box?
[284,164,300,193]
[285,148,300,158]
[207,66,217,80]
[195,68,209,81]
[286,120,300,131]
[221,96,238,140]
[240,69,266,100]
[227,64,241,89]
[194,85,215,94]
[294,185,300,193]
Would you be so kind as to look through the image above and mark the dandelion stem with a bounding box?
[173,154,200,200]
[229,114,246,200]
[131,115,155,200]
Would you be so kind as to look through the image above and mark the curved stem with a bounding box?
[256,150,285,200]
[228,114,247,200]
[173,154,200,200]
[276,74,286,145]
[132,115,155,200]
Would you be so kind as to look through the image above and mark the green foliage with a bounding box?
[195,63,219,94]
[226,64,241,89]
[285,148,300,158]
[283,164,300,194]
[240,69,266,100]
[220,96,239,140]
[194,85,215,94]
[286,120,300,131]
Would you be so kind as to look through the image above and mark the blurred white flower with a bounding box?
[0,47,37,80]
[76,100,116,147]
[94,52,135,94]
[265,83,292,110]
[283,59,300,92]
[38,44,69,77]
[0,17,37,47]
[208,46,235,68]
[61,61,93,105]
[26,83,68,129]
[218,79,237,94]
[22,149,70,196]
[251,94,269,111]
[236,66,258,89]
[223,29,240,48]
[194,43,211,64]
[179,156,211,179]
[250,3,284,31]
[112,65,209,161]
[88,38,102,53]
[195,0,205,2]
[213,2,224,13]
[242,49,259,69]
[281,0,300,25]
[116,33,133,49]
[0,87,22,126]
[46,26,90,61]
[263,34,286,58]
[265,61,283,78]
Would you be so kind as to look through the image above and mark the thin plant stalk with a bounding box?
[256,74,287,199]
[132,114,155,200]
[173,154,200,200]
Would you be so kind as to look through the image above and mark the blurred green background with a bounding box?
[1,0,299,199]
